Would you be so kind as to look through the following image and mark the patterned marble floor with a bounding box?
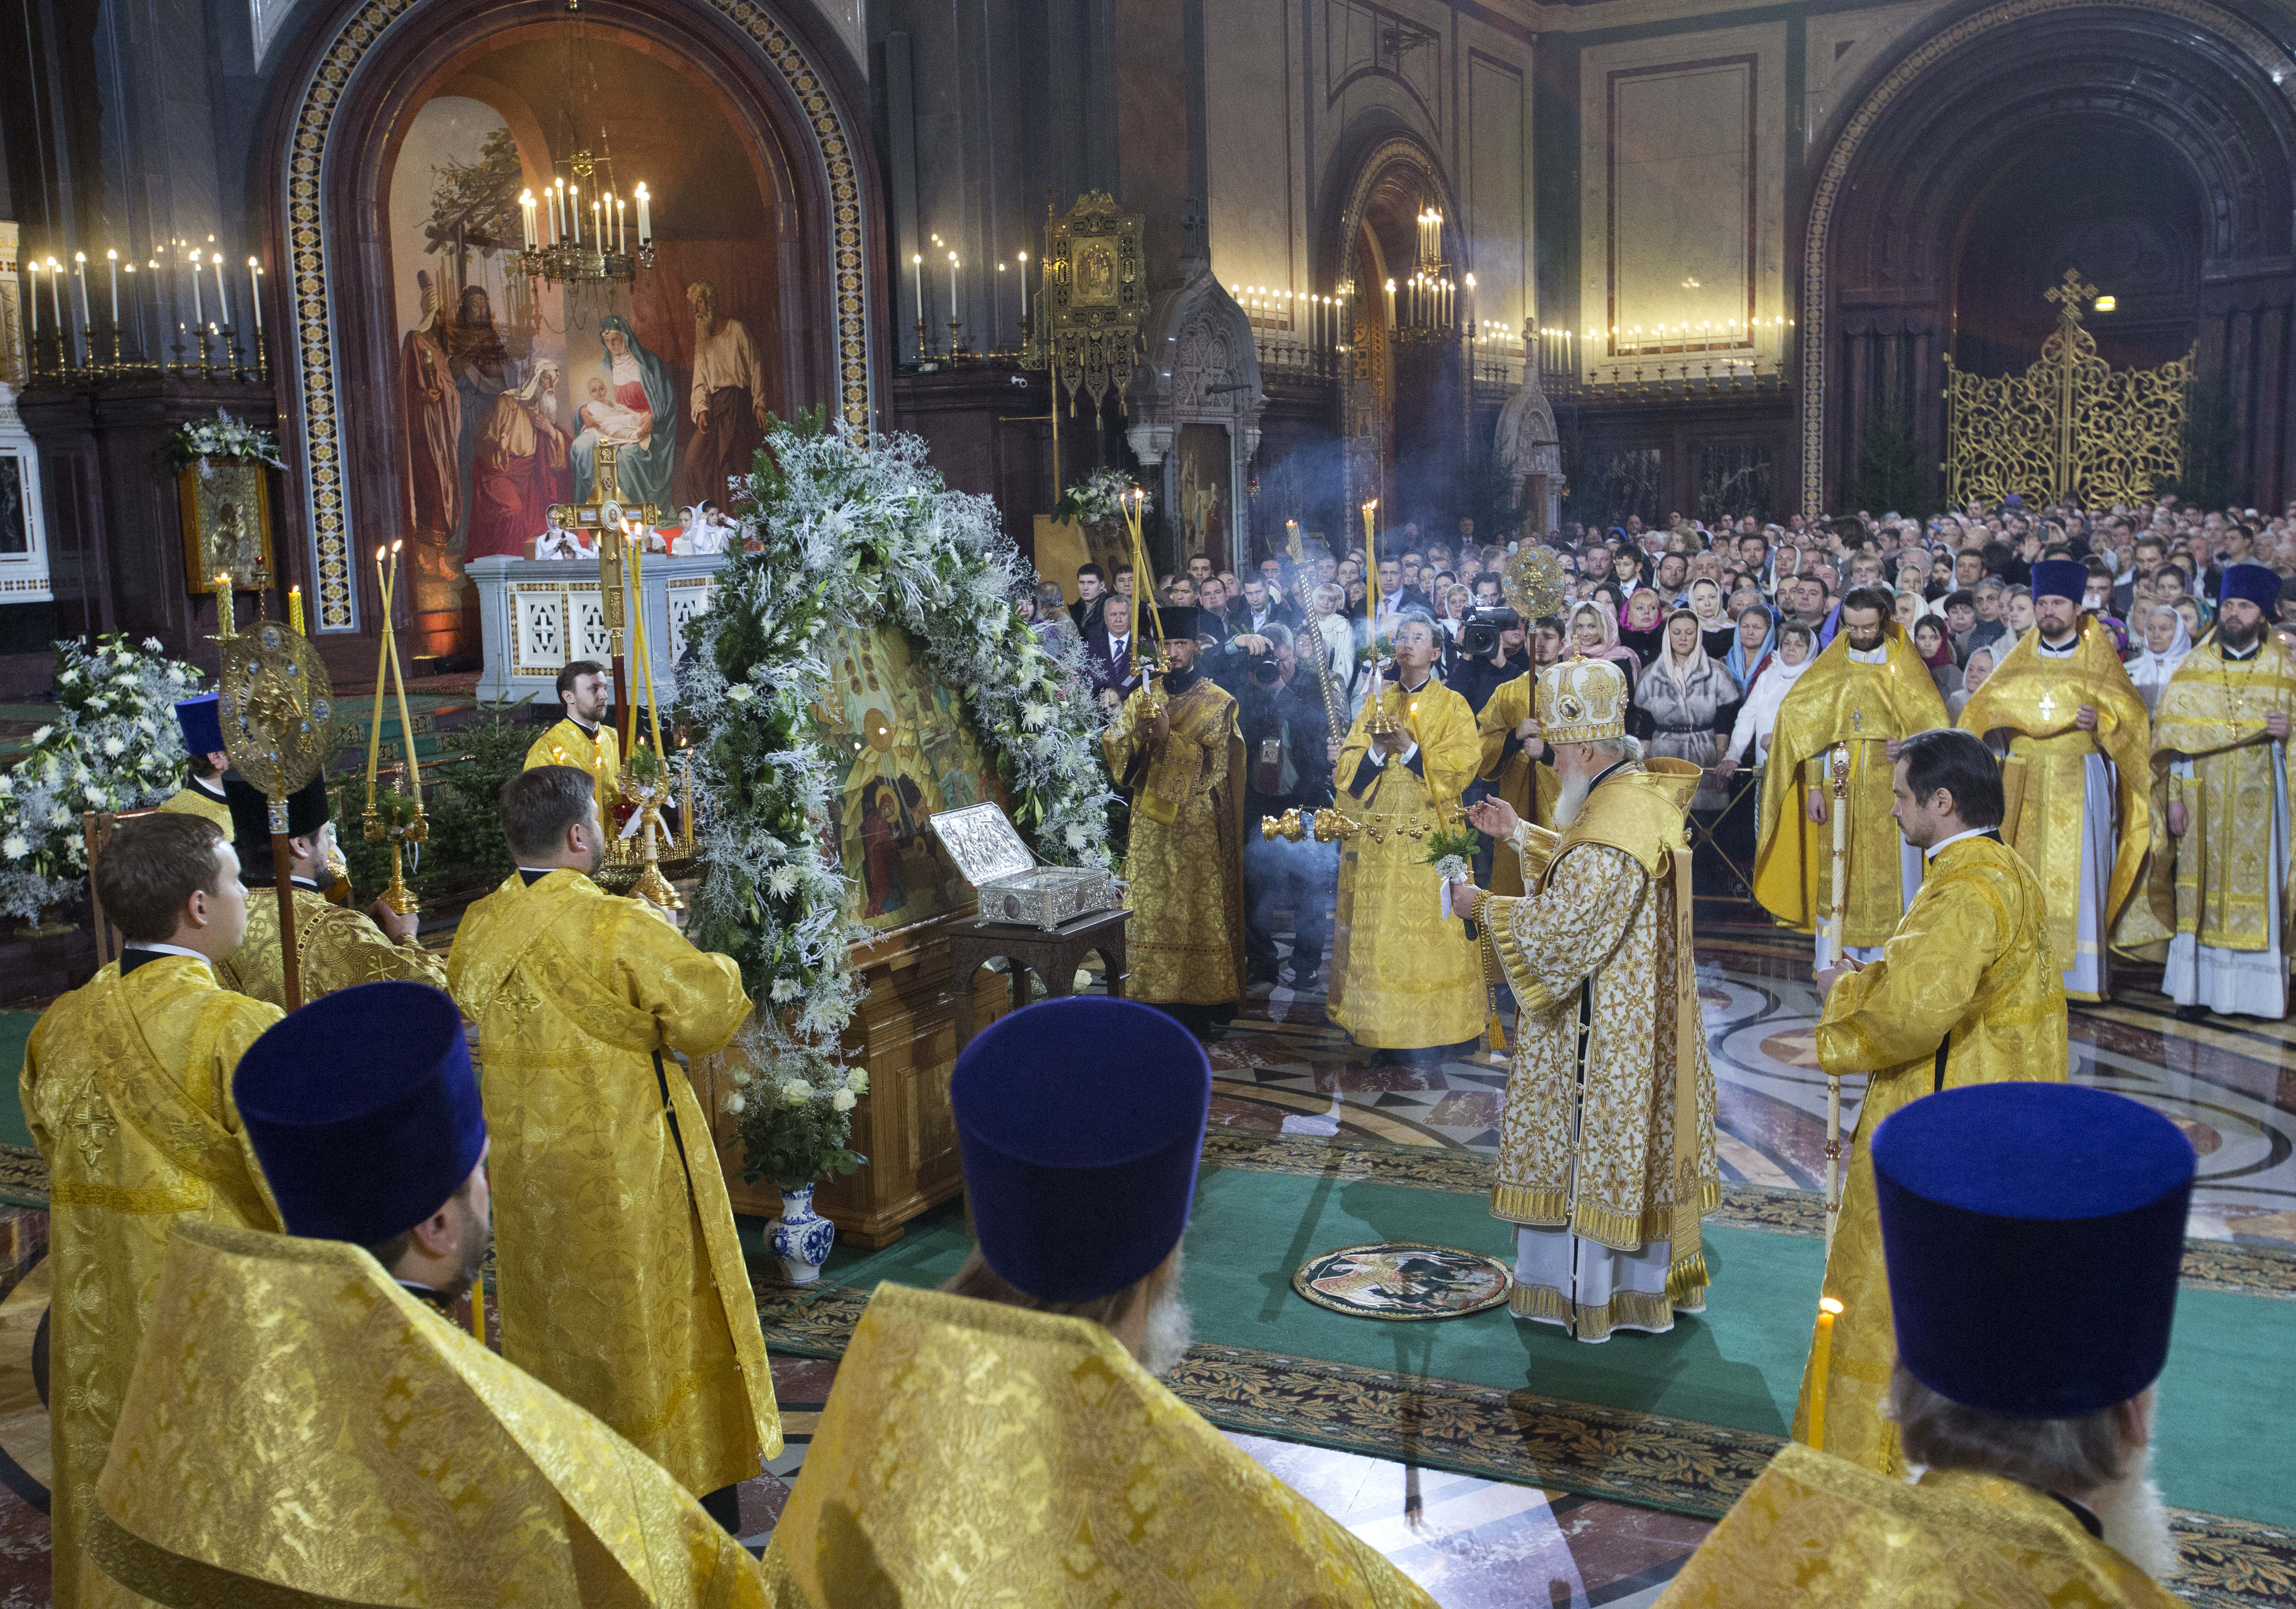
[1219,920,2296,1249]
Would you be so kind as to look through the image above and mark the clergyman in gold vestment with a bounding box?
[762,995,1436,1609]
[1102,608,1245,1013]
[1956,562,2151,1001]
[1792,730,2066,1474]
[22,814,283,1609]
[85,982,766,1609]
[447,765,781,1506]
[1456,658,1720,1339]
[1474,666,1560,896]
[523,658,623,805]
[1665,1081,2194,1607]
[1754,593,1948,961]
[2149,564,2296,1020]
[155,693,232,834]
[1328,615,1486,1052]
[215,774,448,1008]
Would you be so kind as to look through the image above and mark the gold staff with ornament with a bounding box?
[214,581,338,1012]
[616,517,683,911]
[1121,486,1167,719]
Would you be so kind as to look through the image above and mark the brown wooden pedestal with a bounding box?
[943,907,1131,1051]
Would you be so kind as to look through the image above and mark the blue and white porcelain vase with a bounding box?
[772,1183,837,1284]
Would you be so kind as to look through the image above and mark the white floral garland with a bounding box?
[674,417,1113,1180]
[163,409,287,479]
[0,636,206,919]
[1054,464,1152,528]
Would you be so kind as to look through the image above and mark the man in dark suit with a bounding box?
[1085,593,1143,710]
[1068,563,1109,637]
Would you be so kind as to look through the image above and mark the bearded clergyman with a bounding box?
[1447,657,1720,1340]
[1956,559,2152,1002]
[1754,587,1950,962]
[2149,561,2296,1021]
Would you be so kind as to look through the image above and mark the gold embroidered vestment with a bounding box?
[1479,760,1720,1326]
[153,783,231,834]
[216,882,448,1008]
[1790,835,2066,1472]
[447,869,780,1496]
[525,716,623,804]
[1327,678,1486,1048]
[1755,631,1949,947]
[22,958,283,1609]
[1103,675,1245,1004]
[1655,1440,2182,1607]
[93,1222,766,1609]
[1955,620,2152,990]
[2145,635,2296,951]
[758,1283,1438,1609]
[1475,670,1560,896]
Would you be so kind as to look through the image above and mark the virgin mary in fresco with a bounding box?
[574,314,677,510]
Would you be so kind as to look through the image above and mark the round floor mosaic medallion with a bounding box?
[1291,1241,1513,1320]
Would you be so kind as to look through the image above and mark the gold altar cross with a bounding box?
[546,443,661,749]
[2043,268,2099,311]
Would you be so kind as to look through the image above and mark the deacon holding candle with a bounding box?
[524,658,622,808]
[1666,1085,2192,1604]
[1791,728,2067,1475]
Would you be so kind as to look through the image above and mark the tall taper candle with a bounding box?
[635,182,650,243]
[106,250,120,326]
[948,251,959,329]
[188,247,201,326]
[214,251,231,326]
[73,252,89,335]
[1808,1297,1842,1451]
[366,546,391,812]
[385,542,422,811]
[24,263,35,341]
[287,584,304,635]
[248,260,263,332]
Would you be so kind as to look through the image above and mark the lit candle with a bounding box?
[212,252,231,327]
[24,262,35,340]
[214,573,236,639]
[287,584,304,635]
[366,546,390,812]
[635,181,650,244]
[912,251,924,328]
[188,247,202,326]
[548,181,561,243]
[1018,250,1028,322]
[73,252,90,333]
[520,189,535,249]
[948,250,959,324]
[247,259,263,332]
[385,541,422,811]
[591,197,601,245]
[106,250,120,326]
[1384,277,1395,329]
[1808,1296,1843,1451]
[569,184,580,245]
[616,197,626,256]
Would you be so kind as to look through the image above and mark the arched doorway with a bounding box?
[1801,0,2296,513]
[262,0,880,648]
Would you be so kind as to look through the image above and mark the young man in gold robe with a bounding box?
[1473,667,1558,896]
[1450,657,1720,1339]
[216,774,447,1007]
[523,658,621,805]
[1793,729,2067,1473]
[155,693,232,832]
[1101,605,1244,1025]
[21,813,284,1609]
[1661,1083,2190,1607]
[1957,559,2151,1001]
[1754,588,1949,962]
[447,764,779,1532]
[1328,613,1485,1057]
[90,981,768,1609]
[2149,562,2296,1021]
[760,997,1436,1608]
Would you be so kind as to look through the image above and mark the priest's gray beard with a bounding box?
[2089,1449,2177,1581]
[1555,771,1592,826]
[1141,1282,1195,1378]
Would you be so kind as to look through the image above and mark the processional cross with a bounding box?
[2043,269,2099,312]
[547,442,661,751]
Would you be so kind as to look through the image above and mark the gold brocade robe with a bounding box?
[1654,1441,2181,1608]
[1956,620,2152,993]
[2146,636,2296,951]
[22,958,284,1609]
[1481,761,1721,1329]
[1754,630,1949,947]
[1475,671,1560,897]
[758,1283,1438,1609]
[93,1222,767,1609]
[1328,676,1486,1048]
[526,716,622,804]
[1104,675,1245,1005]
[446,870,781,1496]
[216,880,448,1008]
[1790,834,2066,1473]
[153,780,231,833]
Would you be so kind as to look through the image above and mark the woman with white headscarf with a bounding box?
[1636,608,1739,811]
[1716,620,1816,780]
[2126,602,2193,714]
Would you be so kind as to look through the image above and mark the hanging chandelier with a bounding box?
[514,1,656,288]
[1390,207,1455,347]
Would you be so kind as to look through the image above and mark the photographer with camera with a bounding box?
[1448,603,1533,714]
[1233,623,1340,991]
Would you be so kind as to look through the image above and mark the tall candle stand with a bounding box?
[363,543,428,917]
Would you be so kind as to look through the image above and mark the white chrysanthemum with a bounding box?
[780,1079,810,1108]
[102,737,125,757]
[1,835,25,860]
[29,726,50,745]
[56,670,77,686]
[726,684,756,703]
[723,1090,749,1115]
[0,776,12,797]
[1065,822,1087,850]
[845,1068,869,1095]
[831,1088,857,1113]
[770,977,800,1002]
[767,865,798,899]
[112,671,137,686]
[49,807,70,826]
[1022,701,1053,729]
[143,637,163,652]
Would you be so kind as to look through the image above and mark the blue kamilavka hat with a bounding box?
[173,694,223,756]
[234,982,486,1247]
[951,997,1210,1303]
[2028,559,2089,603]
[1874,1083,2194,1419]
[2218,561,2281,615]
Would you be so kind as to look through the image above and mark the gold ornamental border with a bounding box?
[1798,0,2296,514]
[284,0,872,631]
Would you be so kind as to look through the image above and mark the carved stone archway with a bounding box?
[1799,0,2296,512]
[1126,269,1263,573]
